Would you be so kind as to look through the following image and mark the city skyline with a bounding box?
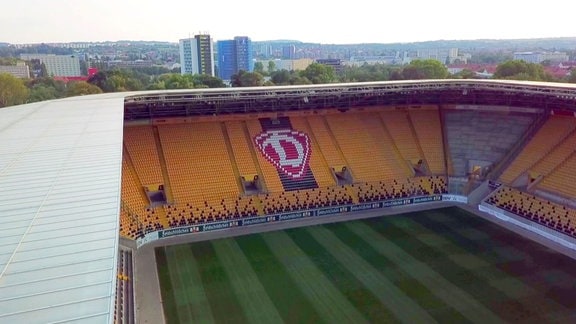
[1,0,575,45]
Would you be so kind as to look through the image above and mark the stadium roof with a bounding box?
[0,93,125,323]
[0,79,575,323]
[123,79,576,120]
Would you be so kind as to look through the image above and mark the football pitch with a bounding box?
[155,207,576,323]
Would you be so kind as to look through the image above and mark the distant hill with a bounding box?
[255,37,576,50]
[382,37,576,50]
[258,40,303,44]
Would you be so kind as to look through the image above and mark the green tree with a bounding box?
[145,66,169,75]
[28,85,59,102]
[164,74,194,89]
[147,81,166,90]
[87,71,112,91]
[341,63,398,82]
[468,51,512,64]
[300,63,336,84]
[254,62,265,74]
[240,71,264,87]
[566,68,576,83]
[267,61,276,73]
[493,60,553,81]
[87,68,147,92]
[230,71,245,87]
[389,69,404,80]
[67,81,103,97]
[27,77,67,98]
[0,73,29,107]
[401,59,449,80]
[148,73,224,89]
[191,74,226,88]
[270,69,292,85]
[289,74,312,85]
[0,57,18,65]
[269,69,317,85]
[451,69,477,79]
[231,70,265,87]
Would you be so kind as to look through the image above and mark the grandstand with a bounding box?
[2,79,576,323]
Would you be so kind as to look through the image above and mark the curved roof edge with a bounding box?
[122,80,576,120]
[123,79,576,98]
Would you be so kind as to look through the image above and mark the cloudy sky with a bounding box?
[1,0,574,44]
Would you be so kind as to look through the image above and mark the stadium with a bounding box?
[1,79,576,323]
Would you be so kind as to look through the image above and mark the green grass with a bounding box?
[155,207,576,323]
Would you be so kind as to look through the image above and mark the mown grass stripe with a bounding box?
[164,245,193,324]
[413,209,576,319]
[427,208,544,265]
[423,209,576,284]
[413,209,545,295]
[154,247,180,324]
[415,208,519,263]
[211,239,283,324]
[379,212,522,291]
[448,206,576,307]
[304,225,438,323]
[261,231,369,323]
[234,234,324,323]
[323,222,469,323]
[346,221,503,324]
[372,210,549,323]
[284,227,399,323]
[190,241,248,323]
[422,207,537,264]
[168,244,216,324]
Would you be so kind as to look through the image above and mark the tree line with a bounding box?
[2,59,576,108]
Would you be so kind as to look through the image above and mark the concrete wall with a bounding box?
[445,111,534,176]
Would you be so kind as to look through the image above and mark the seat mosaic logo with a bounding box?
[254,129,311,179]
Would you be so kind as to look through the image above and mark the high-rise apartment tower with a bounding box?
[179,34,215,76]
[216,36,253,80]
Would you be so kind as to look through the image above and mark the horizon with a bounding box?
[4,35,576,47]
[1,0,574,45]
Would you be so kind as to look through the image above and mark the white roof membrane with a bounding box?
[0,94,125,323]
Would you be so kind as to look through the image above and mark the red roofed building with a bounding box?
[543,66,571,79]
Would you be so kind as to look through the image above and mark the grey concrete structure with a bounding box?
[445,109,535,176]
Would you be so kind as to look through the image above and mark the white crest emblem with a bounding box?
[254,129,311,179]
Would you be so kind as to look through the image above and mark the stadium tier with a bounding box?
[326,112,406,181]
[119,103,576,240]
[289,116,336,187]
[499,114,576,185]
[485,186,576,238]
[538,153,576,198]
[123,126,164,186]
[444,108,535,176]
[120,108,457,238]
[407,107,446,174]
[379,109,423,173]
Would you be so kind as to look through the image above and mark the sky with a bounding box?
[1,0,575,44]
